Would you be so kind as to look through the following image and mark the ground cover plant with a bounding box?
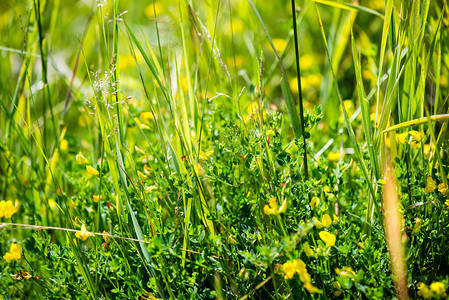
[1,0,449,299]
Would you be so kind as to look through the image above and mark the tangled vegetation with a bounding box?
[1,0,449,299]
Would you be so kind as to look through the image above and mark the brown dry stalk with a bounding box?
[382,164,409,300]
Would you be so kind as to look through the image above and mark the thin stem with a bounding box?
[291,0,309,180]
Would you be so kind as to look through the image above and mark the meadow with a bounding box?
[1,0,449,299]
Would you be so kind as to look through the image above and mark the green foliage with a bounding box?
[1,0,448,299]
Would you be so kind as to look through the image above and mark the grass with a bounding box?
[1,0,449,299]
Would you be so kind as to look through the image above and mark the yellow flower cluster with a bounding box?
[396,130,425,146]
[313,214,338,229]
[417,282,446,299]
[0,200,19,219]
[3,243,22,262]
[319,231,337,247]
[76,224,94,241]
[282,259,323,294]
[263,197,287,215]
[425,177,449,198]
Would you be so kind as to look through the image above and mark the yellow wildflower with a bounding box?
[328,151,345,162]
[303,242,314,257]
[319,231,336,247]
[86,165,99,176]
[76,152,89,165]
[309,197,320,209]
[144,2,164,18]
[430,282,445,297]
[313,217,324,229]
[425,176,436,193]
[332,214,339,225]
[271,38,287,53]
[395,132,409,144]
[3,243,22,262]
[60,139,69,151]
[140,111,154,124]
[322,214,332,228]
[282,261,296,279]
[263,197,287,215]
[409,130,425,142]
[199,150,214,160]
[76,224,94,241]
[92,195,103,202]
[438,183,448,196]
[0,200,19,218]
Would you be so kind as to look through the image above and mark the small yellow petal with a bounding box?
[322,214,332,228]
[76,152,89,165]
[319,231,336,247]
[86,165,99,176]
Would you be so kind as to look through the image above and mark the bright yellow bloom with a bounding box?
[309,197,320,209]
[438,183,448,196]
[425,176,436,193]
[76,224,94,241]
[144,2,163,18]
[409,130,425,142]
[60,139,69,151]
[429,282,445,297]
[86,165,99,176]
[282,261,296,279]
[395,132,409,144]
[263,197,287,215]
[319,231,336,247]
[199,150,214,160]
[92,195,103,202]
[333,214,339,225]
[140,111,154,124]
[313,217,324,229]
[3,243,22,262]
[322,214,332,228]
[76,152,89,165]
[328,151,345,162]
[0,200,19,218]
[417,281,445,299]
[303,242,314,257]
